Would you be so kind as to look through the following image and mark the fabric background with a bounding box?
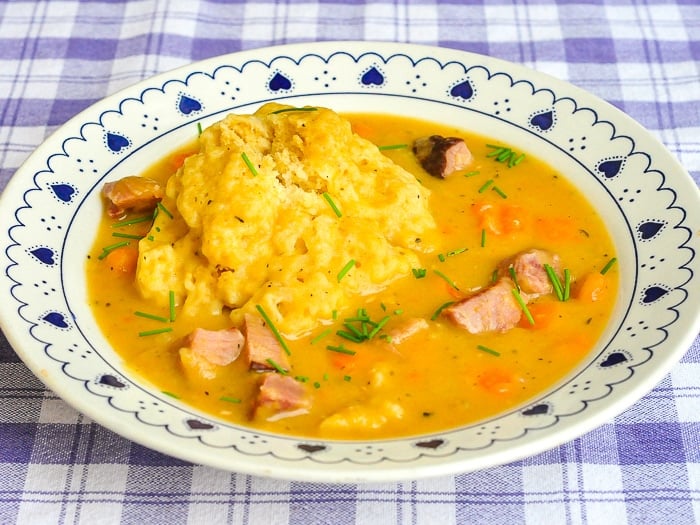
[0,1,698,524]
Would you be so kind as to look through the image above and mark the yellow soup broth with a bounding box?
[87,110,618,439]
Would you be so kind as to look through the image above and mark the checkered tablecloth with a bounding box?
[1,1,699,524]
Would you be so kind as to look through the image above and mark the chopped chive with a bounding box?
[139,327,174,337]
[98,241,130,260]
[412,268,427,279]
[477,344,501,357]
[343,375,352,382]
[509,267,520,292]
[255,304,291,356]
[157,202,173,219]
[378,143,408,151]
[380,334,393,343]
[511,153,526,166]
[326,344,356,355]
[337,330,364,343]
[162,391,180,399]
[112,232,143,240]
[491,269,499,283]
[380,303,387,311]
[511,288,535,325]
[431,300,455,321]
[446,247,468,257]
[134,311,169,323]
[111,215,152,228]
[266,358,288,375]
[241,152,258,176]
[343,322,364,339]
[438,253,446,262]
[544,264,565,301]
[270,107,318,115]
[322,192,342,217]
[486,147,506,158]
[486,144,503,149]
[563,269,571,301]
[337,259,356,282]
[492,186,508,199]
[197,122,203,136]
[394,309,403,315]
[478,179,494,193]
[600,257,617,275]
[434,269,460,291]
[147,235,154,241]
[311,329,332,344]
[368,315,391,339]
[168,290,176,322]
[313,382,321,389]
[295,375,309,383]
[323,373,329,381]
[219,396,241,404]
[481,228,486,247]
[332,310,338,320]
[496,149,513,162]
[464,170,481,177]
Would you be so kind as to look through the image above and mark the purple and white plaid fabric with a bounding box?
[1,1,698,523]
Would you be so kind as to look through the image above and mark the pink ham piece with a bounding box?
[412,135,473,178]
[387,317,429,345]
[443,277,525,334]
[243,313,290,372]
[102,175,164,218]
[179,327,244,381]
[254,373,310,422]
[500,249,561,296]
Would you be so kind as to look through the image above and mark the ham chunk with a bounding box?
[243,313,290,372]
[254,373,310,422]
[179,327,244,381]
[500,249,561,296]
[412,135,473,178]
[102,175,164,218]
[443,277,524,334]
[386,317,429,345]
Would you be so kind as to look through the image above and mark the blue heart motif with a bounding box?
[522,404,549,416]
[298,444,326,453]
[186,419,214,430]
[642,286,668,304]
[42,312,69,328]
[106,132,130,153]
[530,111,554,131]
[415,439,445,449]
[51,184,76,203]
[99,374,126,388]
[178,94,202,115]
[598,159,623,178]
[269,72,292,91]
[361,67,384,86]
[450,80,474,100]
[600,352,628,367]
[637,220,665,240]
[29,247,55,265]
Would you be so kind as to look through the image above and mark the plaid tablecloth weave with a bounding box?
[1,1,698,524]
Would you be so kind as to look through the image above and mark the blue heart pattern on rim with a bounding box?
[177,93,203,115]
[450,79,474,100]
[361,66,384,86]
[29,247,55,265]
[50,183,76,203]
[269,72,292,91]
[105,132,130,153]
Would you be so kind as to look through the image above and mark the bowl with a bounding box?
[1,41,698,482]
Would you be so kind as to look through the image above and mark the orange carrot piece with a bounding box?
[104,246,139,274]
[517,301,562,330]
[351,121,375,139]
[473,201,527,236]
[171,151,195,170]
[574,272,608,302]
[477,368,523,395]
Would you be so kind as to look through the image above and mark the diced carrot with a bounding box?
[351,121,375,139]
[518,301,562,330]
[444,282,464,299]
[104,246,139,274]
[473,200,527,236]
[574,272,608,302]
[477,367,523,395]
[534,216,580,243]
[171,151,195,170]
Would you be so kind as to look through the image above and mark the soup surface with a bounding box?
[87,105,618,439]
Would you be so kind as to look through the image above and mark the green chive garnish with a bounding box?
[464,170,481,177]
[446,247,468,257]
[600,257,617,275]
[270,107,318,115]
[197,122,203,136]
[311,329,332,344]
[241,152,258,176]
[337,330,364,343]
[134,311,169,323]
[168,290,176,322]
[326,344,356,355]
[378,143,408,151]
[481,228,486,247]
[156,202,173,219]
[368,315,390,339]
[322,192,342,217]
[162,391,180,399]
[431,300,455,321]
[337,259,356,282]
[497,149,513,162]
[477,345,501,357]
[139,327,174,337]
[492,186,508,199]
[434,269,459,291]
[509,267,520,292]
[438,253,446,262]
[112,232,143,240]
[563,269,571,301]
[219,396,241,404]
[511,288,534,325]
[478,179,494,193]
[98,241,130,260]
[412,268,427,279]
[295,375,310,383]
[111,215,152,228]
[544,264,565,301]
[511,153,526,166]
[255,304,291,356]
[266,357,288,374]
[343,375,352,382]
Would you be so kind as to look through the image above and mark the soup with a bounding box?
[87,105,618,439]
